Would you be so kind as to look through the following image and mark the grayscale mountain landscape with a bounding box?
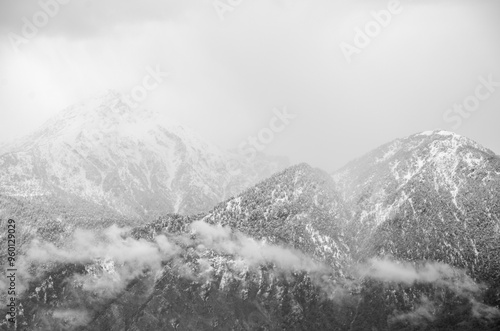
[1,94,499,330]
[1,1,499,330]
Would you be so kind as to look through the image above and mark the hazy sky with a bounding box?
[0,0,499,171]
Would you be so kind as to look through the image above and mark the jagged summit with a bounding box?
[335,130,494,177]
[412,129,492,153]
[201,160,349,266]
[417,129,458,136]
[332,130,500,273]
[332,129,500,241]
[0,92,287,219]
[4,90,160,152]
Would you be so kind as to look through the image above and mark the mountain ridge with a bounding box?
[1,123,500,330]
[0,91,288,222]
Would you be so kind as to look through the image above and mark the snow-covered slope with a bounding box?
[333,130,500,280]
[333,130,496,210]
[201,163,351,269]
[6,131,500,331]
[0,91,287,219]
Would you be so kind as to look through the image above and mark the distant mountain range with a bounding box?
[0,91,287,224]
[0,94,499,331]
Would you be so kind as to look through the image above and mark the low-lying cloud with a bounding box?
[361,257,500,324]
[11,220,323,300]
[190,220,322,272]
[6,222,500,329]
[362,258,480,295]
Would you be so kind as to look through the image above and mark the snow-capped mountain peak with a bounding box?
[333,130,500,229]
[0,92,287,220]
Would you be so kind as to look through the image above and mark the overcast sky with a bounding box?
[0,0,499,171]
